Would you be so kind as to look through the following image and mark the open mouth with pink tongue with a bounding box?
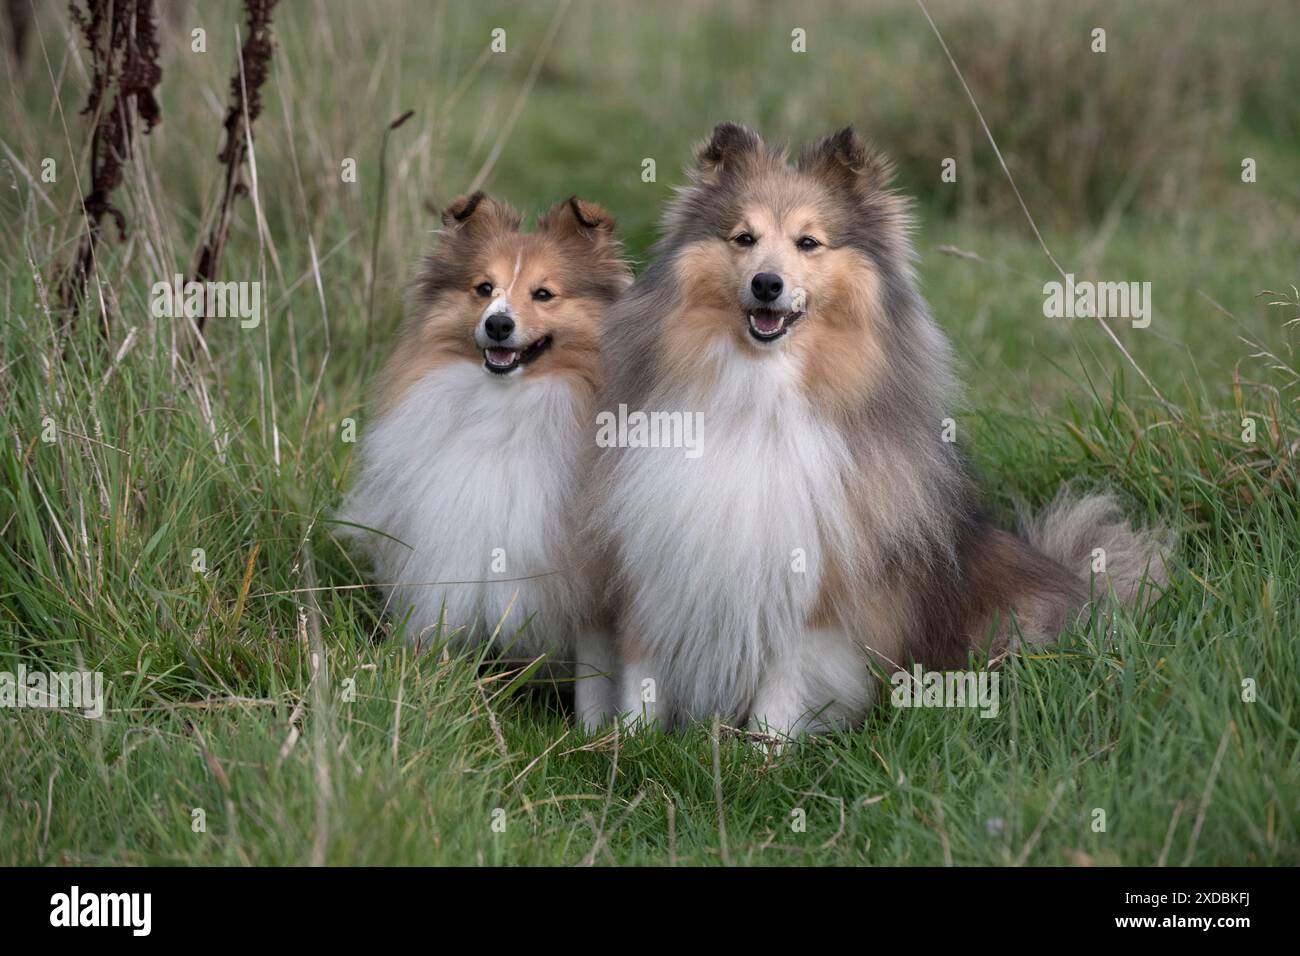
[747,308,803,343]
[483,336,551,374]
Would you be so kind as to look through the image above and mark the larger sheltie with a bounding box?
[339,192,630,724]
[588,123,1173,737]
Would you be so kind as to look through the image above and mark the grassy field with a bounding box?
[1,0,1297,865]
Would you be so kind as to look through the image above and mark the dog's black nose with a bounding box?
[751,272,783,303]
[485,313,514,342]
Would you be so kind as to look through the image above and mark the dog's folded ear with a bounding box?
[694,122,762,182]
[539,196,617,239]
[440,191,522,233]
[797,126,894,197]
[539,196,632,296]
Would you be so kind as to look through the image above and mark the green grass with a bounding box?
[1,0,1297,865]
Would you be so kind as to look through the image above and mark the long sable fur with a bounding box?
[584,122,1173,728]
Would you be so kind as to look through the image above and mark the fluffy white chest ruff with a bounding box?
[339,364,587,656]
[599,347,854,720]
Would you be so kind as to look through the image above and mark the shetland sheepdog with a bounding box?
[588,123,1173,737]
[339,192,630,724]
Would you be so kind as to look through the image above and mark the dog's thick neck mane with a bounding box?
[339,362,594,653]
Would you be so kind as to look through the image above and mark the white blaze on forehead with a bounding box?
[481,252,525,321]
[506,252,523,295]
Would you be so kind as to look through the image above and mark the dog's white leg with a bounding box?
[617,651,664,731]
[748,627,874,747]
[573,629,619,732]
[748,666,807,746]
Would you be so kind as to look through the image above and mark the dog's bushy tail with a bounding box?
[1020,492,1176,611]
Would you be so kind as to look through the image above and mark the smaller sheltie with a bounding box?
[587,123,1174,738]
[338,192,630,724]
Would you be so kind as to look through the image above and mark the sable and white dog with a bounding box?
[587,123,1173,738]
[339,192,630,725]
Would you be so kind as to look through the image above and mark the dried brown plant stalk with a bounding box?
[59,0,163,328]
[191,0,279,335]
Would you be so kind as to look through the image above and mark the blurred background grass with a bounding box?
[0,0,1297,865]
[4,0,1298,409]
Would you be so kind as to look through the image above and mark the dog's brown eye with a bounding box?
[732,232,756,247]
[532,288,554,302]
[474,282,494,297]
[796,236,821,251]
